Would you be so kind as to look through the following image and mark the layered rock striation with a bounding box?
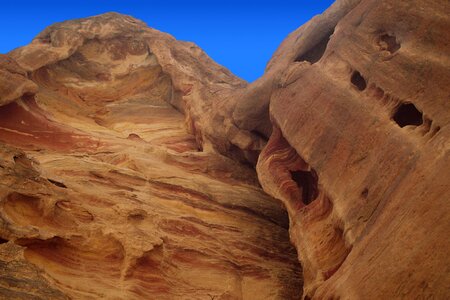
[256,0,450,298]
[0,13,301,300]
[1,0,450,299]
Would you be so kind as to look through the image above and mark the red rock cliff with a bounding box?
[1,0,449,299]
[0,13,300,300]
[255,0,450,298]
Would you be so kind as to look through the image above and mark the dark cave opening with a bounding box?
[290,169,319,206]
[251,129,269,141]
[0,237,8,244]
[351,71,367,91]
[393,103,423,128]
[295,29,335,64]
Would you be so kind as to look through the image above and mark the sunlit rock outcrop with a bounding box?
[1,0,450,299]
[0,13,301,299]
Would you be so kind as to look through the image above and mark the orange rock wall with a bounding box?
[1,1,450,299]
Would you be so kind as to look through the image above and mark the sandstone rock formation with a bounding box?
[256,0,450,298]
[0,13,301,300]
[1,0,450,299]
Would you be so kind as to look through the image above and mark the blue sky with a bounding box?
[0,0,334,82]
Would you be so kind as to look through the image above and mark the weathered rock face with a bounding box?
[1,0,450,299]
[256,0,450,298]
[0,13,301,300]
[0,55,38,107]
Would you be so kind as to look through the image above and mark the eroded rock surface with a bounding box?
[0,13,301,300]
[256,0,450,298]
[1,0,450,299]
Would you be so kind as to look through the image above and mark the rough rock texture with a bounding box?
[0,55,38,106]
[255,0,450,299]
[0,13,301,300]
[1,0,450,299]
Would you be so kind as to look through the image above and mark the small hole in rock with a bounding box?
[250,129,268,141]
[127,133,142,141]
[393,103,423,128]
[378,33,400,54]
[351,71,367,91]
[361,188,369,198]
[295,29,335,64]
[430,126,441,137]
[128,209,148,222]
[0,237,8,244]
[48,179,67,189]
[290,169,319,205]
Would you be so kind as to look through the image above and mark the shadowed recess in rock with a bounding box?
[377,33,401,54]
[351,70,367,91]
[393,103,423,128]
[295,29,334,64]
